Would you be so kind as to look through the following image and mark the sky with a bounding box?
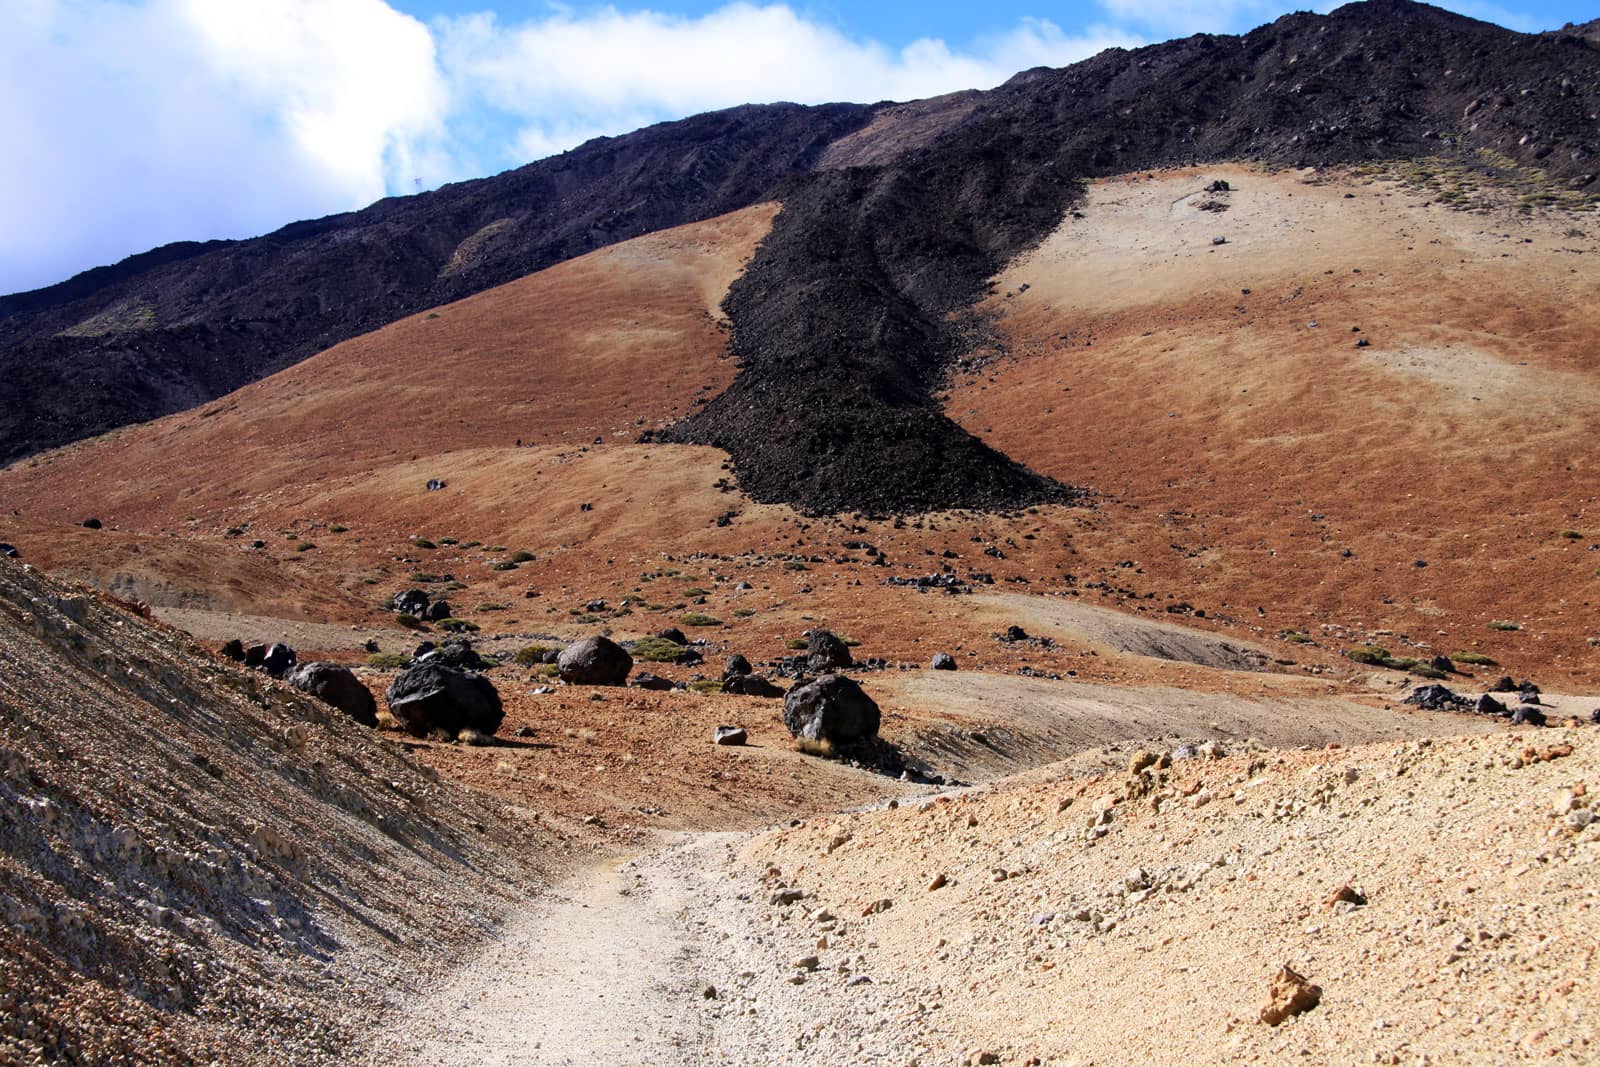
[2,0,1593,296]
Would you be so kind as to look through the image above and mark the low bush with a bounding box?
[513,644,555,666]
[396,614,424,630]
[366,652,409,669]
[1487,620,1522,632]
[491,561,519,571]
[414,538,437,550]
[508,550,536,563]
[295,542,316,552]
[682,612,722,627]
[786,638,809,650]
[688,679,725,694]
[1453,651,1498,666]
[436,618,479,633]
[681,587,708,597]
[632,637,686,663]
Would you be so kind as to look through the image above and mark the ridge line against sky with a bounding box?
[1,0,1589,295]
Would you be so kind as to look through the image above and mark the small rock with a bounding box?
[1260,965,1322,1026]
[714,726,748,746]
[1129,750,1159,774]
[1324,884,1367,909]
[927,872,948,892]
[931,652,957,671]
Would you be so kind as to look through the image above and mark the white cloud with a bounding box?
[436,5,1139,160]
[0,0,448,295]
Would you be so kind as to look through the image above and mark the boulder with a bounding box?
[393,589,430,616]
[1003,625,1029,642]
[81,518,102,530]
[287,662,378,726]
[1511,705,1547,727]
[631,672,677,691]
[423,639,487,671]
[1402,684,1467,711]
[805,629,853,673]
[724,654,753,678]
[424,599,453,622]
[931,653,957,671]
[385,661,503,738]
[557,636,633,686]
[244,643,268,668]
[656,627,689,645]
[783,674,880,745]
[1475,694,1509,717]
[261,643,297,679]
[1428,655,1455,674]
[714,726,748,746]
[724,674,784,698]
[220,639,246,662]
[1489,675,1518,693]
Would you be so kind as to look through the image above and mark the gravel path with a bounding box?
[374,834,745,1066]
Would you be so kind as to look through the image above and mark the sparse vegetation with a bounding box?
[410,572,441,582]
[396,614,424,630]
[413,538,437,550]
[1560,529,1585,539]
[508,550,536,563]
[491,561,519,571]
[1279,630,1312,644]
[295,541,316,552]
[793,736,836,757]
[682,612,722,627]
[787,638,809,650]
[682,587,708,597]
[436,618,478,633]
[1345,645,1422,670]
[513,645,555,666]
[689,679,725,694]
[784,561,808,571]
[631,636,687,663]
[477,602,509,612]
[366,652,409,669]
[329,525,349,534]
[1487,620,1522,632]
[1453,652,1499,666]
[733,608,756,618]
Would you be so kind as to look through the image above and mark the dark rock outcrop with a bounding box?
[805,629,853,674]
[260,643,296,679]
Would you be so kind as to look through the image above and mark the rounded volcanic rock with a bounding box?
[385,661,503,738]
[287,662,378,727]
[805,629,854,673]
[557,636,633,686]
[783,674,880,745]
[931,652,958,671]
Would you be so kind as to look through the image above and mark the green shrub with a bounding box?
[1488,620,1522,632]
[786,638,809,650]
[396,614,424,630]
[1346,646,1391,666]
[682,612,722,627]
[532,663,559,678]
[436,618,479,633]
[1560,529,1585,539]
[688,679,725,694]
[491,561,519,571]
[1410,665,1448,680]
[461,540,481,549]
[1279,630,1312,644]
[1384,656,1420,671]
[1453,651,1498,666]
[784,561,808,571]
[513,644,554,665]
[414,538,437,550]
[508,550,536,563]
[366,652,409,669]
[487,545,507,553]
[438,536,458,545]
[477,602,509,612]
[410,571,440,582]
[329,525,349,534]
[572,613,602,624]
[682,587,708,597]
[733,608,756,618]
[295,542,316,552]
[632,637,686,663]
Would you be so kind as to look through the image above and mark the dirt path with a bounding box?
[372,835,742,1066]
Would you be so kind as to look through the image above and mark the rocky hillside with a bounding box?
[3,0,1597,513]
[0,560,546,1065]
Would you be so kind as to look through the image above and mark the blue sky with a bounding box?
[2,0,1593,296]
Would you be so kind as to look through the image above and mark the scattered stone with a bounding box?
[1511,705,1547,727]
[1402,684,1469,711]
[514,725,535,737]
[700,982,717,1001]
[1129,750,1159,774]
[1489,676,1519,693]
[1475,694,1509,717]
[1002,625,1030,642]
[792,955,820,971]
[631,672,677,691]
[928,872,948,891]
[260,643,297,679]
[723,673,784,698]
[783,674,881,745]
[220,639,246,662]
[393,589,430,616]
[81,518,102,529]
[557,636,633,686]
[425,479,446,492]
[862,898,893,916]
[287,662,378,726]
[805,629,854,673]
[1260,965,1322,1026]
[385,661,504,738]
[931,652,957,671]
[714,726,748,746]
[724,653,752,677]
[1324,884,1367,909]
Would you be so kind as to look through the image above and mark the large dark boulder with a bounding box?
[656,627,689,646]
[783,674,880,745]
[557,636,633,686]
[724,653,753,678]
[424,599,453,622]
[287,662,377,727]
[805,629,853,673]
[385,661,503,738]
[261,643,297,679]
[220,639,246,662]
[931,653,957,671]
[393,589,430,616]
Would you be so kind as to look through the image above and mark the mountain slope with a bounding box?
[2,0,1597,513]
